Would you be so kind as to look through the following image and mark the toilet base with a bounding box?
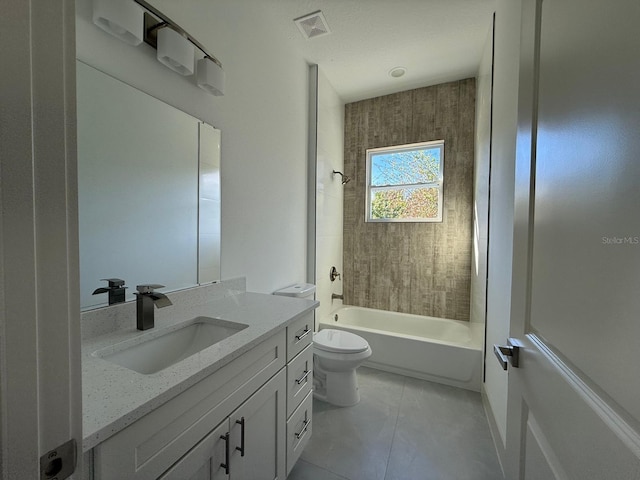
[313,369,361,407]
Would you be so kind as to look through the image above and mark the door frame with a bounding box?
[501,0,541,475]
[0,0,82,477]
[481,1,523,474]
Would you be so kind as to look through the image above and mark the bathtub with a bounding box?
[319,306,483,391]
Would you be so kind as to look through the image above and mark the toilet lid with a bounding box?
[314,329,369,353]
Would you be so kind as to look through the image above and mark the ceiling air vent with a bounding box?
[294,10,331,40]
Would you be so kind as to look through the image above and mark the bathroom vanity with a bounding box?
[81,281,316,479]
[76,60,316,479]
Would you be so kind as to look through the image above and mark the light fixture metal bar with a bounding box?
[142,13,165,49]
[133,0,222,68]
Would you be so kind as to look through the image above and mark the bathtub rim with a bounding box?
[321,305,484,351]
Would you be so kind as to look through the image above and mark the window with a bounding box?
[366,141,444,222]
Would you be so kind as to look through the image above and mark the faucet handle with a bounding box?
[329,266,341,282]
[136,284,166,294]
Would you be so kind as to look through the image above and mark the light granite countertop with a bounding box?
[82,286,317,452]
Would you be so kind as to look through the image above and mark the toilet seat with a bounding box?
[314,329,369,354]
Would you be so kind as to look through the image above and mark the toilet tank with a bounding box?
[273,283,316,299]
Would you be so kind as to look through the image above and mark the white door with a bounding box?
[503,0,640,478]
[0,1,82,478]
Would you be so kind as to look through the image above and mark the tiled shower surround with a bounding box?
[343,79,475,321]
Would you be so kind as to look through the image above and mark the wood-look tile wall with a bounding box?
[343,79,475,321]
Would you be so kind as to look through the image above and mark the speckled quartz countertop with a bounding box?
[81,282,318,452]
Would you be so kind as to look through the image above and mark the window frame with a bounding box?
[365,140,445,223]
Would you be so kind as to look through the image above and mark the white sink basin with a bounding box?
[94,317,248,374]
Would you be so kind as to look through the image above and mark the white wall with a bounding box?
[76,0,310,293]
[315,68,345,322]
[470,25,493,325]
[482,0,522,457]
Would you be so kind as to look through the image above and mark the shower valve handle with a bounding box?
[330,266,341,282]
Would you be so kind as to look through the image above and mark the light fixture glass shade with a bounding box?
[157,27,195,76]
[92,0,144,46]
[196,58,226,96]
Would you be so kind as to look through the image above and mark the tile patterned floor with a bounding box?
[288,367,503,480]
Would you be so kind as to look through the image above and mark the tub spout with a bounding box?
[331,293,344,301]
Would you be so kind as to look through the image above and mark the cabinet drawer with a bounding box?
[94,331,286,480]
[287,344,313,417]
[287,312,313,361]
[286,390,313,475]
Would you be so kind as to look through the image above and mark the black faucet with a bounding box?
[134,284,173,330]
[92,278,127,305]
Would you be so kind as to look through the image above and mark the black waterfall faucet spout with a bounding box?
[92,278,127,305]
[134,284,173,331]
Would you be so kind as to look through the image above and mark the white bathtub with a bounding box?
[319,306,483,391]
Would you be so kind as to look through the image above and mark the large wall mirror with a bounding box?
[77,61,220,310]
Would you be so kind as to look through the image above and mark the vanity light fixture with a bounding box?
[91,0,225,96]
[157,26,195,76]
[197,57,226,96]
[92,0,144,46]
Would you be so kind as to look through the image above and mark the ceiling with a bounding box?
[149,0,497,104]
[261,0,497,103]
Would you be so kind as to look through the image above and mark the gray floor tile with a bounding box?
[385,378,502,480]
[300,368,404,480]
[293,368,503,480]
[287,459,350,480]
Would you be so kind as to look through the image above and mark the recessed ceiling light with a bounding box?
[389,66,407,78]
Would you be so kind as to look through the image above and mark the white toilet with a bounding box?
[313,329,372,407]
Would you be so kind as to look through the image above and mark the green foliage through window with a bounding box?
[366,142,444,222]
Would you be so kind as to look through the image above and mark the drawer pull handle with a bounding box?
[220,432,230,475]
[295,370,310,385]
[295,418,310,439]
[295,328,311,341]
[235,417,245,457]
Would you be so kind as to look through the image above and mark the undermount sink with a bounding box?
[93,317,249,374]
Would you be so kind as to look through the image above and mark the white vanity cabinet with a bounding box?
[160,370,286,480]
[92,310,315,480]
[93,331,286,480]
[284,314,314,475]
